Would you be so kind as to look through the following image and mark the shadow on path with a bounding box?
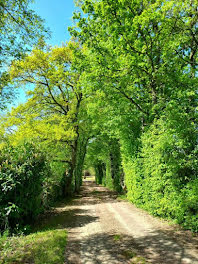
[66,231,198,264]
[34,208,99,231]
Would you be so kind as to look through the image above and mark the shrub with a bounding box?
[0,142,50,232]
[121,109,198,231]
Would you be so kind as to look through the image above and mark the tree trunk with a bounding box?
[64,140,78,196]
[74,136,89,193]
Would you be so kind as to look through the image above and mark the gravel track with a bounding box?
[63,180,198,264]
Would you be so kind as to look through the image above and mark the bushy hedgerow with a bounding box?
[95,139,123,192]
[0,142,51,232]
[122,109,198,231]
[42,161,66,208]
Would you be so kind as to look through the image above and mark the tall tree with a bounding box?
[71,0,197,121]
[5,44,89,194]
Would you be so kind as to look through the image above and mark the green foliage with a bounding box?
[42,161,66,208]
[0,0,48,109]
[72,0,198,232]
[4,43,91,196]
[123,111,198,231]
[0,142,50,232]
[74,135,89,191]
[0,0,47,62]
[94,163,105,185]
[0,0,197,234]
[105,156,114,190]
[85,135,123,191]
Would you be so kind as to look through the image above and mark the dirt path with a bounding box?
[61,180,198,264]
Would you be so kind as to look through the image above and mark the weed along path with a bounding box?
[63,180,198,264]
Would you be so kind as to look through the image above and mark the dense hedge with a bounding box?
[104,140,123,192]
[0,143,51,232]
[42,160,66,208]
[122,111,198,232]
[92,106,197,231]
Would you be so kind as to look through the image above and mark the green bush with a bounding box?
[122,109,198,231]
[42,161,66,208]
[0,142,50,232]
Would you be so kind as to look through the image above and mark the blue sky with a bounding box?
[12,0,76,108]
[32,0,76,46]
